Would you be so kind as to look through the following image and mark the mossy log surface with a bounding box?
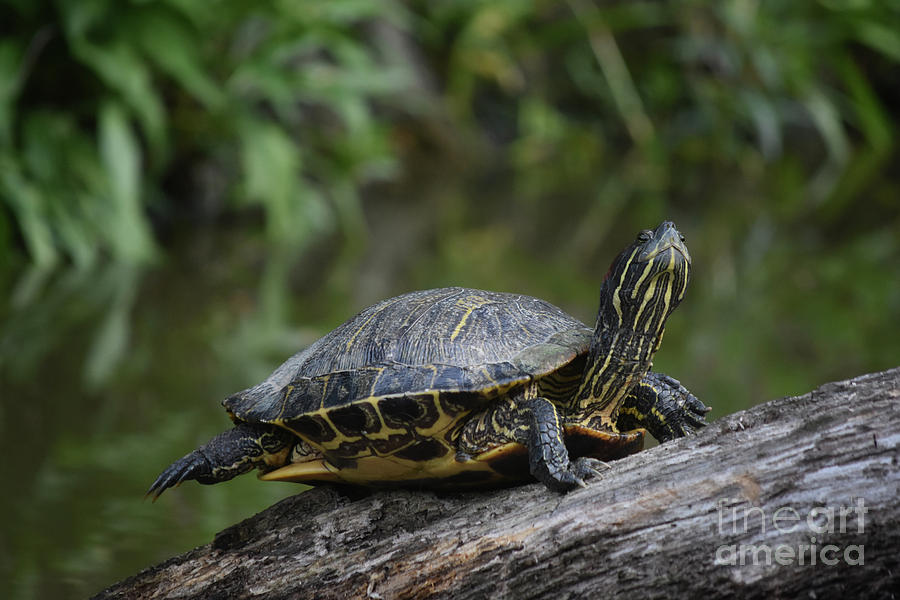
[95,368,900,599]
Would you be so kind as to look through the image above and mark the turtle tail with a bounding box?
[147,423,293,501]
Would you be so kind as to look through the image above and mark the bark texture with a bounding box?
[96,368,900,599]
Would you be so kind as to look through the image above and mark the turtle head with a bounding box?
[574,221,691,419]
[599,220,691,336]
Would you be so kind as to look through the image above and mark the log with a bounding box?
[95,368,900,599]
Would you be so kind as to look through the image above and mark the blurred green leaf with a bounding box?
[84,265,140,388]
[741,90,782,159]
[853,20,900,62]
[805,89,849,165]
[98,102,157,263]
[837,55,892,151]
[0,40,23,144]
[99,103,140,211]
[133,9,225,110]
[51,194,99,269]
[0,160,58,268]
[70,39,168,160]
[240,121,330,245]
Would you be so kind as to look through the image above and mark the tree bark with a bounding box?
[95,368,900,600]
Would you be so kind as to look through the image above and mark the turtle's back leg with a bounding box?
[147,423,293,500]
[616,372,710,442]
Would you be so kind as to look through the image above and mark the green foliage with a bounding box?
[1,0,410,266]
[2,1,898,267]
[410,0,898,198]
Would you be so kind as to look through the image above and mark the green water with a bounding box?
[2,183,899,598]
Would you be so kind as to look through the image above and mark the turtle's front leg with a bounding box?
[520,397,607,492]
[616,372,710,442]
[457,394,605,492]
[147,423,293,500]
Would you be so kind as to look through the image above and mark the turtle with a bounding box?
[148,220,709,497]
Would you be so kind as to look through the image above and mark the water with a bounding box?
[2,183,898,598]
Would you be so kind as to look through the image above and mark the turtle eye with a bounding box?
[637,229,653,243]
[680,234,686,242]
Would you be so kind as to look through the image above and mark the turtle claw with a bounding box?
[146,450,212,502]
[677,387,711,433]
[572,457,611,482]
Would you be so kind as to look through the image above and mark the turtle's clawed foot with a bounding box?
[568,457,611,488]
[146,450,213,502]
[618,373,710,443]
[572,457,610,483]
[542,457,611,491]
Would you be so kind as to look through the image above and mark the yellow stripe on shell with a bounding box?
[343,295,407,352]
[450,294,495,341]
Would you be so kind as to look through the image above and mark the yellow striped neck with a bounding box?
[570,327,662,426]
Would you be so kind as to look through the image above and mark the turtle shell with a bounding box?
[226,287,591,420]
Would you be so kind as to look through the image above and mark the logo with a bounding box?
[714,497,866,566]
